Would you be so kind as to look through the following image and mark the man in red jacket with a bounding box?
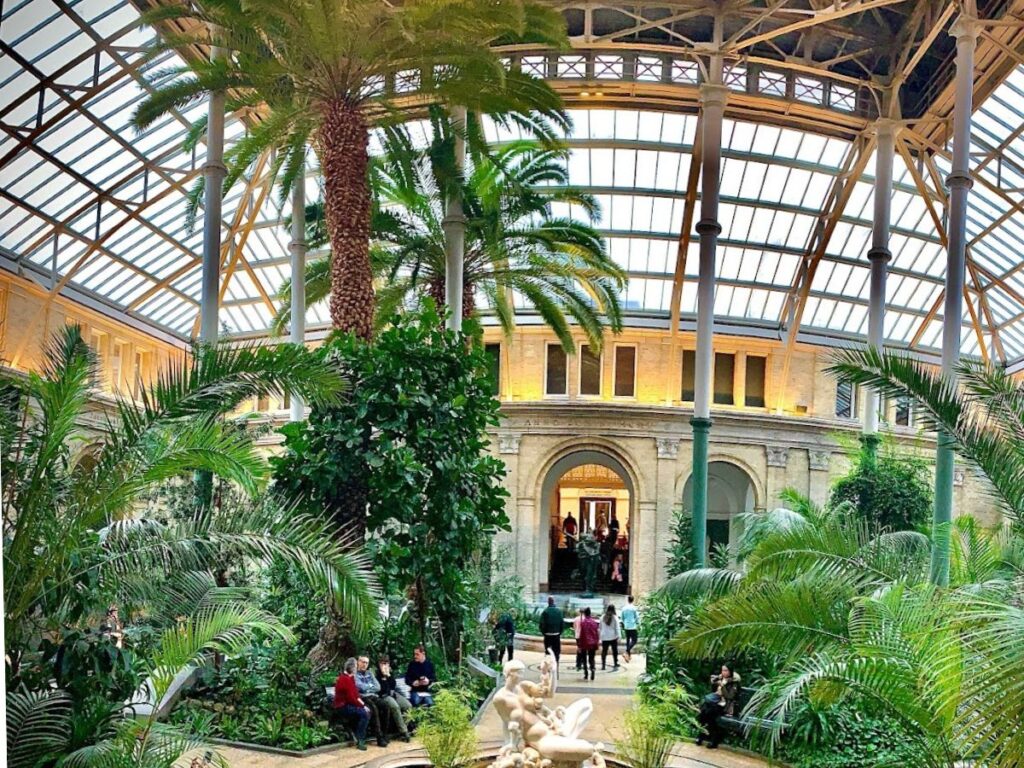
[334,657,372,750]
[577,607,600,681]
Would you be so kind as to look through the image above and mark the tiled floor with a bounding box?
[215,651,772,768]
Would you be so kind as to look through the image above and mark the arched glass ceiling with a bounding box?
[2,0,1024,369]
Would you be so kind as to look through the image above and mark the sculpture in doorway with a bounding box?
[574,533,602,597]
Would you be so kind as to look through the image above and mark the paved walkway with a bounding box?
[216,651,772,768]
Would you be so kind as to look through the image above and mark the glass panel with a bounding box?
[580,344,602,395]
[614,346,636,397]
[745,355,766,407]
[485,343,501,397]
[681,350,695,401]
[714,352,735,405]
[546,345,567,395]
[895,395,911,426]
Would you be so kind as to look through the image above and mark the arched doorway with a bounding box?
[540,451,635,594]
[682,461,757,563]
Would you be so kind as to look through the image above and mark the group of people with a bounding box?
[561,513,630,592]
[537,596,640,680]
[331,645,436,750]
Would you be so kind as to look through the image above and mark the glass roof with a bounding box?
[3,0,1024,368]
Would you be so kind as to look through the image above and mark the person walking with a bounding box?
[538,596,565,667]
[621,595,639,662]
[493,610,516,663]
[599,604,620,670]
[577,607,600,681]
[572,608,585,671]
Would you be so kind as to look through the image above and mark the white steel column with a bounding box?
[444,105,467,331]
[863,119,896,441]
[289,174,306,422]
[932,15,977,586]
[690,39,727,568]
[199,41,227,344]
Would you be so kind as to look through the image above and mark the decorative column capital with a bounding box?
[656,438,680,459]
[696,219,723,236]
[766,445,789,468]
[690,416,712,433]
[809,450,831,472]
[498,434,521,455]
[873,117,899,139]
[867,246,891,263]
[950,15,980,43]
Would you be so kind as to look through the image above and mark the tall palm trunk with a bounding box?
[319,100,373,340]
[426,275,474,320]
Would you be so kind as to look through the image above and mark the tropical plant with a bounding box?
[274,124,626,352]
[134,0,569,340]
[664,495,1024,768]
[828,435,933,531]
[827,348,1022,521]
[0,325,377,668]
[7,582,292,768]
[414,690,478,768]
[614,703,675,768]
[272,303,508,660]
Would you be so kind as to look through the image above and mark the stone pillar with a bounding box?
[199,41,227,345]
[863,119,896,456]
[690,47,727,567]
[289,176,306,421]
[765,446,789,509]
[654,438,681,588]
[443,105,467,331]
[808,450,832,506]
[932,16,977,587]
[635,500,658,595]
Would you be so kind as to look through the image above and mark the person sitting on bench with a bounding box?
[696,664,742,749]
[333,657,373,750]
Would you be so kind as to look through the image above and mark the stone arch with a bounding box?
[678,459,761,561]
[674,452,766,512]
[532,438,645,593]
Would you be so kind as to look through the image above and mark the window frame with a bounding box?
[544,342,569,398]
[835,380,858,420]
[612,343,638,399]
[578,342,603,398]
[680,348,696,403]
[744,353,768,408]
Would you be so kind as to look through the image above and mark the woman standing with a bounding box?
[599,604,621,670]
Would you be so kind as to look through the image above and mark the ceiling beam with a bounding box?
[729,0,910,53]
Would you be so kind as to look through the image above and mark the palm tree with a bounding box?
[274,128,626,352]
[1,325,378,663]
[663,501,1024,768]
[133,0,569,340]
[8,580,294,768]
[826,347,1023,521]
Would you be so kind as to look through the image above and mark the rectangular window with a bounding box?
[132,350,148,399]
[580,344,602,396]
[681,350,695,402]
[895,395,912,427]
[713,353,735,405]
[546,344,568,396]
[613,346,636,398]
[282,391,291,410]
[745,355,767,407]
[485,343,501,397]
[836,380,856,419]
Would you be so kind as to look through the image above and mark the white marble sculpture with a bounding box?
[493,652,605,768]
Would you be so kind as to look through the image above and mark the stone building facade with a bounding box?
[483,326,1001,599]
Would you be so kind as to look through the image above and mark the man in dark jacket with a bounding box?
[403,645,435,707]
[538,597,564,667]
[494,611,516,663]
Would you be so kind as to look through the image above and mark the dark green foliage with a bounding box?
[272,304,509,657]
[778,701,925,768]
[664,511,694,578]
[829,438,932,531]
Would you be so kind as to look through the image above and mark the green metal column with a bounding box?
[691,417,712,565]
[931,15,977,586]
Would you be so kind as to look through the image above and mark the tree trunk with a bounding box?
[426,277,474,321]
[318,101,374,340]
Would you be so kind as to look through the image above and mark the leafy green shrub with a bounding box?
[777,701,925,768]
[635,668,698,739]
[615,704,674,768]
[282,721,333,751]
[829,438,932,531]
[664,511,694,578]
[415,690,478,768]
